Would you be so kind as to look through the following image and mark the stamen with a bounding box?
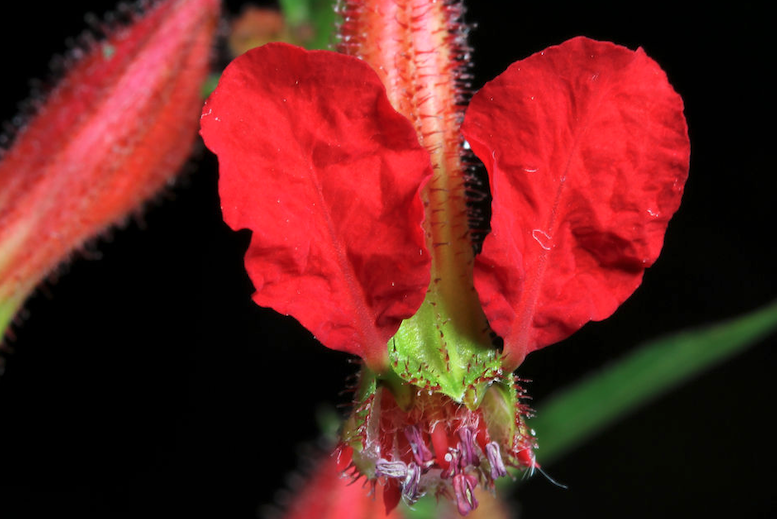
[485,441,508,480]
[376,459,408,479]
[402,462,422,502]
[456,426,478,467]
[404,425,434,466]
[452,473,479,515]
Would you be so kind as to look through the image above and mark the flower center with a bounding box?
[339,371,537,514]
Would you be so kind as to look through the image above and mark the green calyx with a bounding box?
[387,300,504,410]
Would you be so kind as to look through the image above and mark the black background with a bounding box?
[1,1,774,518]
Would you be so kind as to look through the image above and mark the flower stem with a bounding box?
[338,0,497,405]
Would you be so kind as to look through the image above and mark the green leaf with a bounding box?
[529,300,777,465]
[278,0,337,50]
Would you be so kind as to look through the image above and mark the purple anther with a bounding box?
[485,441,508,480]
[456,427,478,467]
[402,462,422,502]
[404,425,433,465]
[452,473,479,515]
[376,458,408,479]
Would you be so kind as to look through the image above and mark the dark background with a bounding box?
[1,1,774,518]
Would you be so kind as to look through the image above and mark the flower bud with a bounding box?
[0,0,220,338]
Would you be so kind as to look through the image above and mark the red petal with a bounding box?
[382,478,402,516]
[200,43,432,370]
[0,0,219,318]
[461,37,690,369]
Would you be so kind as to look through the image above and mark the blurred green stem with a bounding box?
[278,0,337,49]
[530,300,777,465]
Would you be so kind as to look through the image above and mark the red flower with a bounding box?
[0,0,220,335]
[200,2,689,515]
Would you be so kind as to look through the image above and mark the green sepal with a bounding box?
[480,379,520,446]
[340,367,413,460]
[339,366,383,479]
[388,299,503,409]
[339,371,372,457]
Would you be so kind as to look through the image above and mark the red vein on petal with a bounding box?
[511,77,608,362]
[309,165,388,367]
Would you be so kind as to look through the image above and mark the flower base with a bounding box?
[338,369,537,515]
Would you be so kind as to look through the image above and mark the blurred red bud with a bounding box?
[0,0,221,336]
[278,452,403,519]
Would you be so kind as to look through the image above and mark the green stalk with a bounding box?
[530,300,777,465]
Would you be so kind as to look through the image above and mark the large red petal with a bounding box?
[200,43,432,371]
[461,37,690,369]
